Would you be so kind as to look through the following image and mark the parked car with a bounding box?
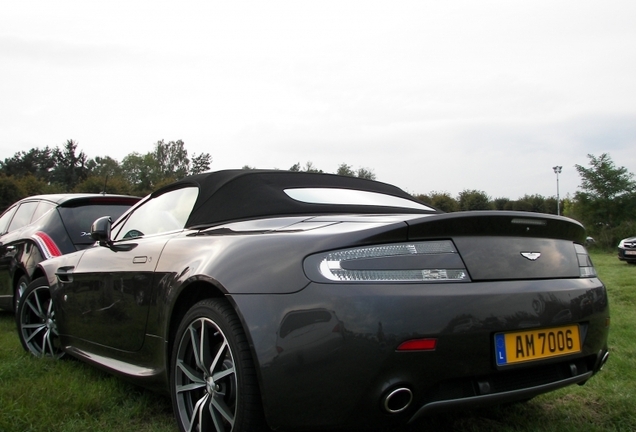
[17,170,609,432]
[0,193,140,312]
[618,236,636,264]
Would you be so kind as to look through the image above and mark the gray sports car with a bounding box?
[17,170,609,432]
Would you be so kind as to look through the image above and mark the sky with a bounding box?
[1,0,635,200]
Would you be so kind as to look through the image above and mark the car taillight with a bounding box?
[304,240,470,283]
[574,243,597,278]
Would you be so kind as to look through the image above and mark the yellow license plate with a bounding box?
[495,325,581,366]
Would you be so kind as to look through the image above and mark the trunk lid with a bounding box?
[407,211,588,281]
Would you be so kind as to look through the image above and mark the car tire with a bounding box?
[17,277,65,359]
[14,274,30,313]
[171,298,267,432]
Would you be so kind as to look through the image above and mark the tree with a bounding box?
[335,163,375,180]
[0,175,25,211]
[120,140,211,193]
[190,152,212,175]
[15,175,56,196]
[91,156,123,179]
[74,176,133,195]
[119,140,190,196]
[513,194,549,213]
[289,161,323,173]
[153,139,190,179]
[458,190,492,211]
[544,196,558,215]
[572,153,636,248]
[512,199,533,212]
[575,153,635,201]
[336,163,355,177]
[121,152,159,196]
[356,167,376,180]
[0,139,210,198]
[493,197,511,210]
[419,192,459,212]
[50,140,90,191]
[0,146,56,181]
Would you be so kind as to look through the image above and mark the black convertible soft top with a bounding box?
[151,170,437,228]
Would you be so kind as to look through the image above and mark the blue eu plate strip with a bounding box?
[495,333,507,366]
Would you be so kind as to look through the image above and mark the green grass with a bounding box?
[0,317,175,432]
[0,251,634,431]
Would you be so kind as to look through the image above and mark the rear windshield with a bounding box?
[284,188,434,211]
[58,204,134,245]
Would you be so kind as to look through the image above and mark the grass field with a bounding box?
[0,251,634,432]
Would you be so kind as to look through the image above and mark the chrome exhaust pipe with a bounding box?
[382,387,413,414]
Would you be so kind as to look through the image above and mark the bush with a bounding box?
[587,220,636,250]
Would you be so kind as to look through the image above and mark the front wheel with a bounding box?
[17,277,64,359]
[171,299,266,432]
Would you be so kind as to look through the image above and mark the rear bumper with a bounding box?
[231,277,610,431]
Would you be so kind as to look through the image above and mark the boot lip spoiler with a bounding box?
[405,211,586,243]
[407,210,582,226]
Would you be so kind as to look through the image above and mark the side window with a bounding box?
[113,187,198,241]
[0,205,18,235]
[7,201,39,232]
[31,201,56,223]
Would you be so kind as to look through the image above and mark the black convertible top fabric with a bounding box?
[152,170,436,228]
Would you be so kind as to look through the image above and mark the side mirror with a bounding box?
[91,216,112,246]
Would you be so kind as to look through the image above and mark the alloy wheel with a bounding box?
[18,283,64,358]
[174,316,238,432]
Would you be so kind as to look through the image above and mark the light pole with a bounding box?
[553,166,562,215]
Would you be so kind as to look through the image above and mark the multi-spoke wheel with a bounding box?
[17,277,64,359]
[171,299,265,432]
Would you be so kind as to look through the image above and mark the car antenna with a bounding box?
[101,174,109,195]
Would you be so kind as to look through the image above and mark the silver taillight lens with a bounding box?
[304,240,470,283]
[574,243,597,278]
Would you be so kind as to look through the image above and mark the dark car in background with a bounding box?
[0,194,140,312]
[617,236,636,264]
[17,170,609,432]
